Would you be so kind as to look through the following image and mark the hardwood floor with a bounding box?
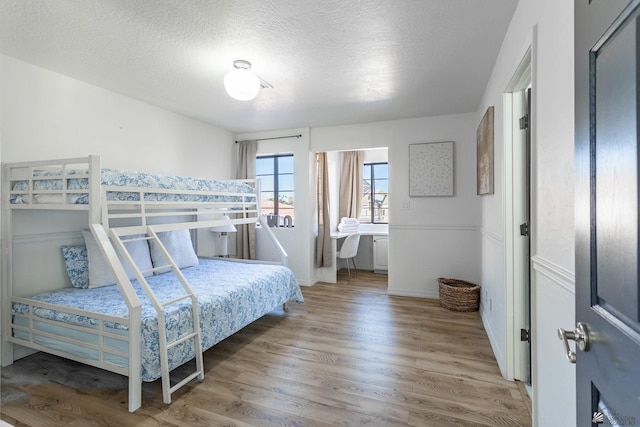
[1,270,532,426]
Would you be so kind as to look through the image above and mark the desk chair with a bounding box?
[336,233,361,277]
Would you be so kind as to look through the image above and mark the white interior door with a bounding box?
[513,88,531,384]
[505,53,532,383]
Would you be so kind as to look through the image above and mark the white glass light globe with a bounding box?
[224,68,260,101]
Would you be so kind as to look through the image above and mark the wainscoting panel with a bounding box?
[530,255,576,427]
[388,224,480,299]
[479,227,506,376]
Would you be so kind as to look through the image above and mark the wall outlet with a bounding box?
[401,200,410,210]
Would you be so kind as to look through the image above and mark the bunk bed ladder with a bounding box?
[110,229,205,405]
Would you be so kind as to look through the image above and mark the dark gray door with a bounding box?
[575,0,640,425]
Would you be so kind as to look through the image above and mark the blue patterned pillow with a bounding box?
[61,245,89,289]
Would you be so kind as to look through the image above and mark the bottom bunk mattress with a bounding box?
[11,258,304,381]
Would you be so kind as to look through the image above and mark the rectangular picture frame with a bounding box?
[409,141,454,197]
[477,106,494,195]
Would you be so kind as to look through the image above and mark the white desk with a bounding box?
[330,230,388,239]
[323,230,388,283]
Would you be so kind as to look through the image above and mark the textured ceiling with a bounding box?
[0,0,518,133]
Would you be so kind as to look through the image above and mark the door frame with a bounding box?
[504,43,534,383]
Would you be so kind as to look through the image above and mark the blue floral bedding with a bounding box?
[10,168,255,204]
[12,259,303,381]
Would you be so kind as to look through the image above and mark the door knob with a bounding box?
[557,322,591,363]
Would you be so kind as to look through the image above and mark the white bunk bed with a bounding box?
[1,155,303,412]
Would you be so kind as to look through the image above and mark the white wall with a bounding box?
[477,1,576,425]
[312,114,481,295]
[0,54,233,176]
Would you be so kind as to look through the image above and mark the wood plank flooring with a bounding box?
[1,270,532,426]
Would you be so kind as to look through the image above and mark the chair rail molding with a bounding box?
[390,224,478,232]
[531,255,575,294]
[480,227,503,245]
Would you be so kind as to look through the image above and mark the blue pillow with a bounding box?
[61,245,89,289]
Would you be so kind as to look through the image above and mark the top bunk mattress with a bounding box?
[9,168,255,205]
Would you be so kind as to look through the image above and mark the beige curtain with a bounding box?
[315,152,332,268]
[339,151,364,220]
[235,140,257,260]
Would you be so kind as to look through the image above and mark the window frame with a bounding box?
[256,153,295,222]
[362,161,389,224]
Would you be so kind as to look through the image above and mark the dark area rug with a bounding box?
[1,352,129,405]
[1,351,200,408]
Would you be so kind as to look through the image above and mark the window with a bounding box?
[256,154,294,225]
[361,162,389,224]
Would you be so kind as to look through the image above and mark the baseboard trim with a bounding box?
[386,288,439,299]
[480,308,507,378]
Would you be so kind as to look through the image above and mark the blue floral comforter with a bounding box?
[12,259,303,381]
[10,168,255,204]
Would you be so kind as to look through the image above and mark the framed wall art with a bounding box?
[477,106,494,195]
[409,141,454,197]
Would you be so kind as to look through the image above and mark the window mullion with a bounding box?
[273,157,279,217]
[257,153,294,225]
[370,165,375,224]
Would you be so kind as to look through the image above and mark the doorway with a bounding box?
[504,49,532,386]
[315,147,390,284]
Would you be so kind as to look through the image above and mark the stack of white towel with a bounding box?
[338,217,360,233]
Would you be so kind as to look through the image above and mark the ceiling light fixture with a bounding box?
[224,60,261,101]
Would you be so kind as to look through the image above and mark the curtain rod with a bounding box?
[235,134,302,143]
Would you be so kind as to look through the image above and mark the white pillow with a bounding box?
[149,229,199,274]
[81,229,154,288]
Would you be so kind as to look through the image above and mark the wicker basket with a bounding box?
[438,278,480,312]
